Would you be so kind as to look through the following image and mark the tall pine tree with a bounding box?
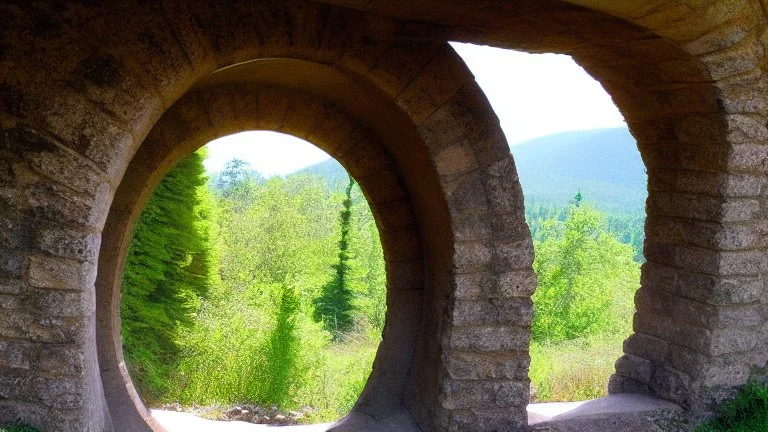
[313,175,357,339]
[121,150,214,401]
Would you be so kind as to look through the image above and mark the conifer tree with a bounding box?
[313,175,357,339]
[121,150,214,401]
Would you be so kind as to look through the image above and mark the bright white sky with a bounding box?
[202,42,626,176]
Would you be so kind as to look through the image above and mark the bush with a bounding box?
[0,424,40,432]
[694,381,768,432]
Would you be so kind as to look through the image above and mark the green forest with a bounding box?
[121,151,385,421]
[121,144,645,422]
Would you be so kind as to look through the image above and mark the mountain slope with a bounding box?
[296,127,646,213]
[511,127,646,212]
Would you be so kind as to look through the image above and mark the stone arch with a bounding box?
[1,1,766,431]
[98,81,433,431]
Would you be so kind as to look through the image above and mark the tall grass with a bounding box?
[530,335,623,402]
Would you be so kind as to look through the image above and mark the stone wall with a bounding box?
[0,0,766,431]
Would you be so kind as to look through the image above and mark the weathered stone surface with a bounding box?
[445,351,529,381]
[27,256,95,291]
[2,1,768,431]
[0,341,32,369]
[449,325,530,352]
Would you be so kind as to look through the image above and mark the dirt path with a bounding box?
[151,410,333,431]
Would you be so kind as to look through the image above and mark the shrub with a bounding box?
[0,423,40,432]
[694,380,768,432]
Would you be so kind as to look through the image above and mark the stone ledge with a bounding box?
[528,393,685,431]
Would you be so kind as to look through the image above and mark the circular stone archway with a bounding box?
[96,54,533,432]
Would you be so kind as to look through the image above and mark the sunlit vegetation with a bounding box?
[693,380,768,432]
[122,152,385,421]
[122,145,645,421]
[527,194,640,402]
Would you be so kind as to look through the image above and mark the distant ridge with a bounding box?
[511,127,646,213]
[295,127,646,213]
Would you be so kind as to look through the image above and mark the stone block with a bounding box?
[40,345,83,376]
[668,343,708,378]
[492,237,534,273]
[0,341,32,369]
[672,114,726,144]
[454,272,497,300]
[488,212,530,243]
[0,248,25,279]
[397,45,473,125]
[444,351,529,381]
[718,249,768,275]
[434,143,478,179]
[650,364,690,406]
[34,377,83,410]
[375,199,416,233]
[29,316,84,344]
[709,327,757,356]
[700,35,763,81]
[33,289,93,318]
[448,325,529,351]
[634,310,710,354]
[452,207,491,242]
[482,158,524,216]
[35,227,100,263]
[452,298,532,327]
[444,171,488,212]
[608,374,650,395]
[614,354,653,384]
[624,332,669,363]
[340,138,394,180]
[702,363,750,387]
[453,240,493,273]
[2,126,105,196]
[473,126,514,168]
[728,144,768,171]
[27,255,95,291]
[441,378,528,409]
[368,41,442,96]
[385,259,423,291]
[499,270,537,298]
[716,68,768,115]
[726,114,768,143]
[357,168,407,205]
[379,229,421,262]
[685,20,750,55]
[25,181,99,227]
[0,279,23,295]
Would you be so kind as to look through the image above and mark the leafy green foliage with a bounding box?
[144,161,387,417]
[528,194,641,402]
[314,176,357,338]
[531,196,639,343]
[121,150,214,402]
[0,424,40,432]
[694,381,768,432]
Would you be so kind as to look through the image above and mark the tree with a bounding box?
[313,175,357,338]
[121,149,215,401]
[532,193,639,343]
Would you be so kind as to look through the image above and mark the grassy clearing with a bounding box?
[529,335,623,402]
[299,331,379,422]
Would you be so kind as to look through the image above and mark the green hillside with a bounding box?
[296,127,646,213]
[512,127,646,213]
